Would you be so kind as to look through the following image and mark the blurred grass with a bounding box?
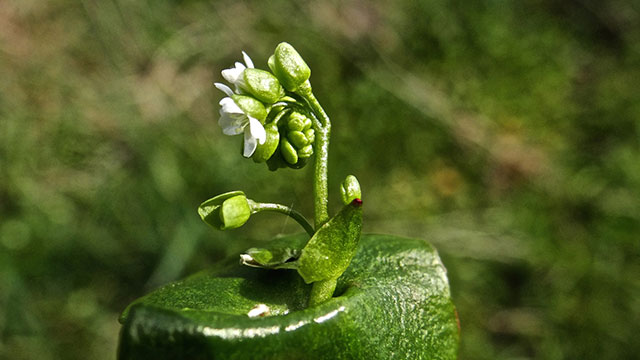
[1,0,639,359]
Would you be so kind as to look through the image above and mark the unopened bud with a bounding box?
[198,191,251,230]
[268,42,311,92]
[340,175,361,205]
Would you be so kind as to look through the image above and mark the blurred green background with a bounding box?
[1,0,639,359]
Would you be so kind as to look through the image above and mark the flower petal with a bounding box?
[214,83,234,97]
[247,117,267,145]
[219,97,244,114]
[219,113,246,135]
[221,63,245,84]
[242,51,254,69]
[243,129,258,157]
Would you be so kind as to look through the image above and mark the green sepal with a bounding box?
[340,175,361,205]
[252,123,280,163]
[219,195,251,230]
[231,94,267,122]
[242,68,285,104]
[240,235,308,269]
[268,43,311,92]
[198,191,251,230]
[297,198,363,284]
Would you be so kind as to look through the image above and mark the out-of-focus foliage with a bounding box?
[1,0,638,359]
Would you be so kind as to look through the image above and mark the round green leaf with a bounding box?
[118,234,459,359]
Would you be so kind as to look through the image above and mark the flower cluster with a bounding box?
[214,43,313,169]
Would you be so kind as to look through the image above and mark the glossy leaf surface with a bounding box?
[118,234,459,359]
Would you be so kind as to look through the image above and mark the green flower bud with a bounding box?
[304,128,315,144]
[278,111,315,167]
[287,112,306,131]
[280,137,298,165]
[287,131,308,148]
[302,115,313,130]
[340,175,361,205]
[242,68,285,104]
[268,42,311,92]
[297,144,313,158]
[252,123,280,163]
[231,95,267,122]
[261,109,315,170]
[198,191,251,230]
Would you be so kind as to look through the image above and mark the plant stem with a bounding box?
[249,201,315,236]
[297,81,336,306]
[297,81,331,229]
[307,278,337,307]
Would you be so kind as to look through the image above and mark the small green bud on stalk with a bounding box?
[198,191,251,230]
[340,175,361,205]
[268,42,311,92]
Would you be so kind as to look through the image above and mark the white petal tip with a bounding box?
[242,51,254,68]
[214,83,234,97]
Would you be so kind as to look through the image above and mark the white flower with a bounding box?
[215,83,266,158]
[221,51,254,93]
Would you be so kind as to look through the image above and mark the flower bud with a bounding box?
[286,111,306,131]
[242,68,285,104]
[231,95,267,122]
[268,42,311,92]
[261,109,315,170]
[297,144,314,158]
[198,191,251,230]
[287,131,308,148]
[278,111,315,166]
[340,175,361,205]
[280,137,298,165]
[303,128,315,144]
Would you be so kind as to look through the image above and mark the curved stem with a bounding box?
[296,81,335,306]
[249,201,315,236]
[297,81,331,229]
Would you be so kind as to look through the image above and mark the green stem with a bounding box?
[297,81,336,306]
[297,81,331,229]
[308,278,338,307]
[249,201,315,237]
